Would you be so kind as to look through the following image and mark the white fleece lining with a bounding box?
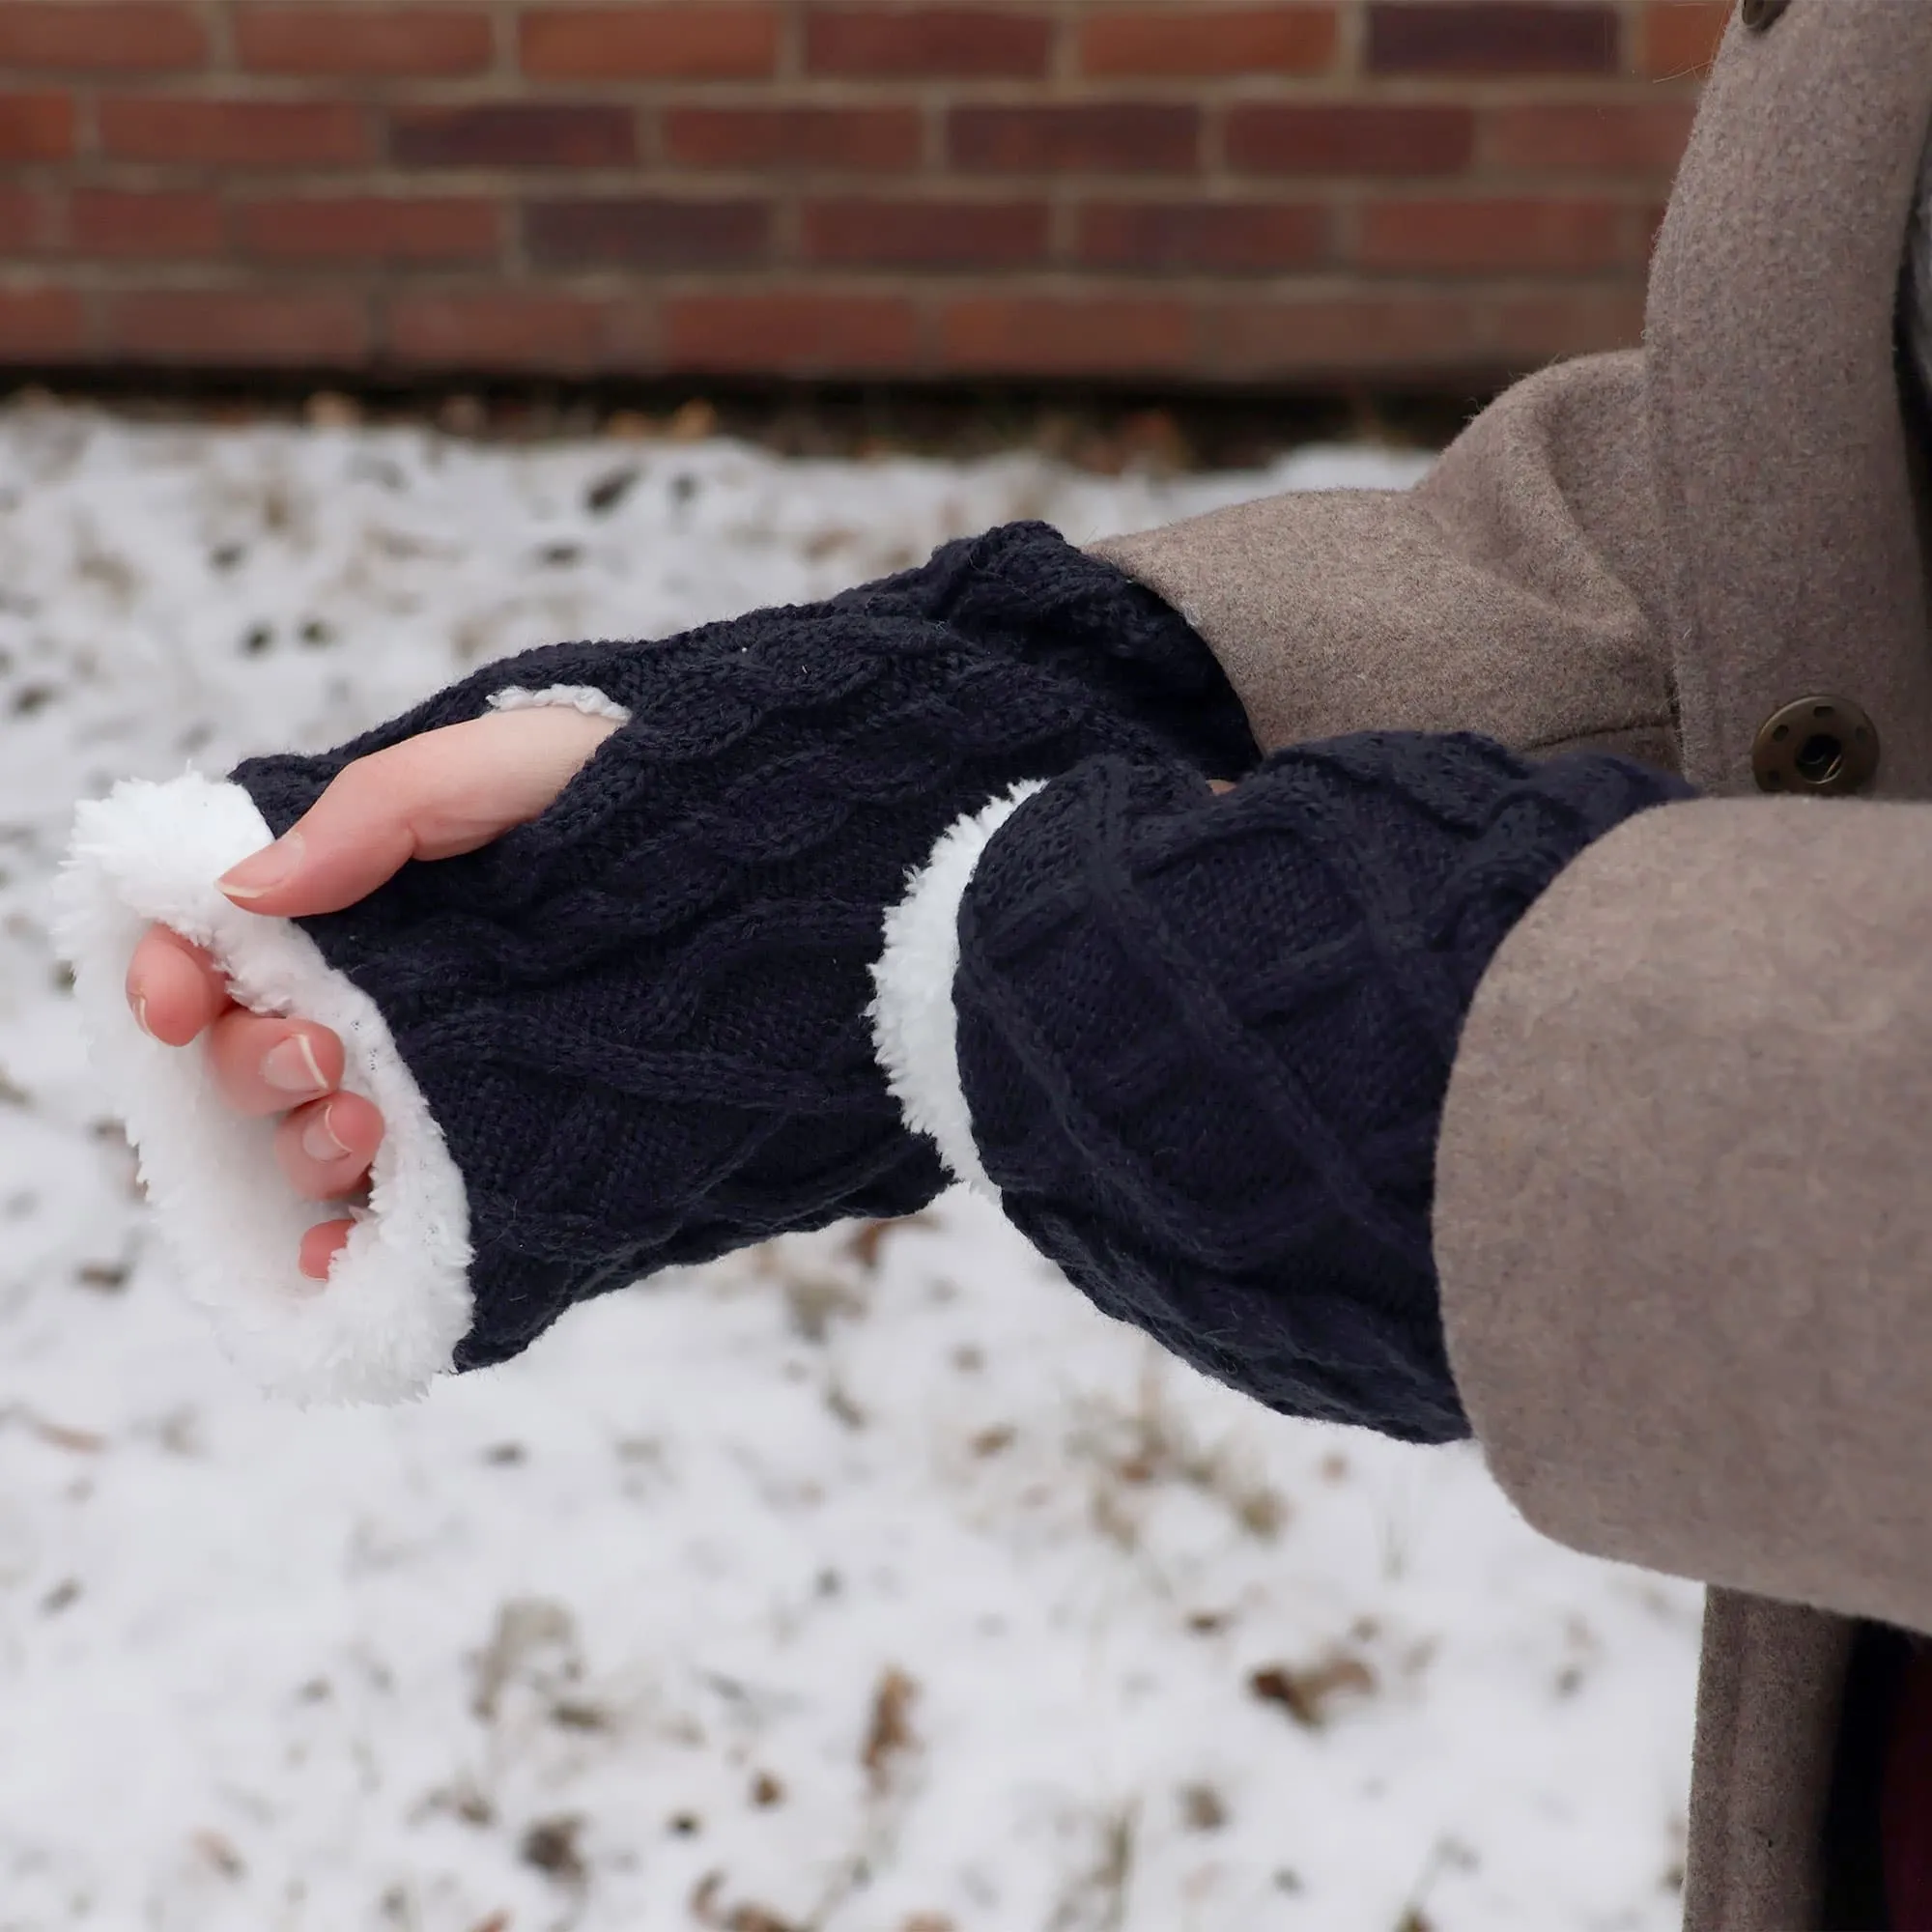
[489,684,633,725]
[867,781,1046,1199]
[55,773,474,1406]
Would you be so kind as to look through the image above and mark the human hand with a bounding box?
[67,523,1240,1402]
[122,705,620,1283]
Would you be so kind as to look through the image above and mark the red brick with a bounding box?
[236,8,493,77]
[1368,3,1618,75]
[1492,288,1645,360]
[389,104,635,168]
[521,8,778,79]
[1484,101,1693,174]
[0,5,205,71]
[526,197,768,267]
[99,98,371,167]
[803,197,1047,270]
[236,196,501,263]
[1208,292,1491,377]
[0,288,87,357]
[592,299,660,366]
[1641,1,1729,77]
[663,105,922,172]
[937,296,1194,375]
[950,104,1198,175]
[807,9,1052,77]
[1359,197,1632,273]
[0,189,59,253]
[105,290,369,365]
[665,292,920,373]
[0,95,77,161]
[387,290,611,369]
[1078,200,1329,274]
[1079,7,1337,77]
[71,189,224,256]
[1225,105,1474,177]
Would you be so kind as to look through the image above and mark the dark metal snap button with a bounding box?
[1741,0,1790,30]
[1751,696,1880,795]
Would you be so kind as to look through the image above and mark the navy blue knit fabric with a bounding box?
[952,733,1695,1444]
[840,521,1261,781]
[230,525,1244,1371]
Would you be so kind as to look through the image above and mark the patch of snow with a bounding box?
[0,402,1692,1932]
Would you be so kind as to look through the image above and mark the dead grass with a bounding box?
[1248,1653,1378,1731]
[1070,1349,1290,1551]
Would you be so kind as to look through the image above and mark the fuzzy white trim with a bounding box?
[55,774,474,1406]
[488,684,633,725]
[867,781,1047,1199]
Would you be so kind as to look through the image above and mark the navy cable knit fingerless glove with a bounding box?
[933,733,1693,1443]
[215,526,1246,1377]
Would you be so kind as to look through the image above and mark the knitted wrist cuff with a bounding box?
[871,733,1695,1445]
[841,521,1261,780]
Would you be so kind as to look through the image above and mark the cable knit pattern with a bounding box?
[231,529,1234,1372]
[952,733,1695,1444]
[836,521,1261,780]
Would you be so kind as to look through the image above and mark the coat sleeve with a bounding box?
[1086,351,1677,772]
[1434,794,1932,1633]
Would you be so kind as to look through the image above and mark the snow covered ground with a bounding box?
[0,398,1700,1932]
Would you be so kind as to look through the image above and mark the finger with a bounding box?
[204,1010,347,1118]
[299,1219,355,1283]
[127,925,235,1046]
[218,707,620,918]
[274,1093,384,1201]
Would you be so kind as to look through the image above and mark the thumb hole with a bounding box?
[221,708,621,918]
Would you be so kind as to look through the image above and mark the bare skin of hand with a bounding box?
[123,706,620,1282]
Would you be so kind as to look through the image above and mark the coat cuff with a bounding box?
[56,773,474,1406]
[1435,795,1932,1634]
[1086,355,1674,770]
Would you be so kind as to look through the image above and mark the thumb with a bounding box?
[217,707,621,918]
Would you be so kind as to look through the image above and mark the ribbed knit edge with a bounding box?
[867,781,1047,1198]
[55,773,474,1406]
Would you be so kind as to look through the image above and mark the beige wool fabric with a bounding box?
[1095,352,1675,770]
[1093,2,1932,1924]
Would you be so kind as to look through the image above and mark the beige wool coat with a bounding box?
[1093,2,1932,1924]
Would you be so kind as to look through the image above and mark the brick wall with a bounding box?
[0,1,1728,389]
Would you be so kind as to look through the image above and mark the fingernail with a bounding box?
[301,1105,353,1165]
[219,831,304,901]
[262,1034,328,1097]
